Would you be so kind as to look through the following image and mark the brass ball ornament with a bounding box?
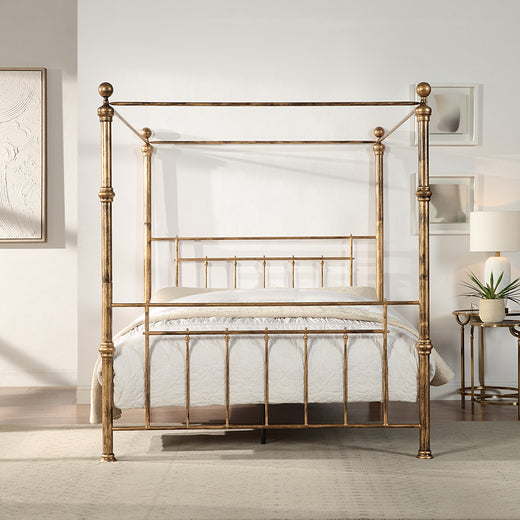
[416,82,431,99]
[98,82,114,99]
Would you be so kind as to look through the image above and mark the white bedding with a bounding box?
[90,288,453,423]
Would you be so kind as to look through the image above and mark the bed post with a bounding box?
[98,82,117,462]
[142,128,153,427]
[373,126,385,301]
[415,82,433,460]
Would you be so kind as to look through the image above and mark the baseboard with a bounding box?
[76,386,91,405]
[0,369,76,387]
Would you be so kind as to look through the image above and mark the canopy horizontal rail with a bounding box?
[111,101,420,107]
[154,235,375,241]
[150,140,376,145]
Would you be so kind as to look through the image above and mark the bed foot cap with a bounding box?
[416,450,433,460]
[99,453,117,462]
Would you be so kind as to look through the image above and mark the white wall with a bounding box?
[76,0,520,400]
[0,0,77,386]
[0,0,507,400]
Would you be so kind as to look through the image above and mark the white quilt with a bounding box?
[90,288,453,423]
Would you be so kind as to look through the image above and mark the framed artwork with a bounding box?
[413,84,480,146]
[411,174,477,235]
[0,68,46,242]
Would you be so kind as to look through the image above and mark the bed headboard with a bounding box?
[168,234,375,290]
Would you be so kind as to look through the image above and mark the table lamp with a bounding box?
[470,211,520,289]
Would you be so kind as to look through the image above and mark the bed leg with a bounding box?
[417,342,433,460]
[261,429,267,444]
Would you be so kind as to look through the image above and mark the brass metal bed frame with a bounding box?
[97,82,433,461]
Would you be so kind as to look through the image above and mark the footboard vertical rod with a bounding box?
[415,82,433,460]
[185,329,191,427]
[225,329,230,427]
[234,257,238,288]
[291,256,295,288]
[382,301,389,425]
[303,328,309,426]
[343,328,348,425]
[142,128,153,429]
[349,235,354,286]
[98,83,116,462]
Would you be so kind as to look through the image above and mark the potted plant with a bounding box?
[461,271,520,323]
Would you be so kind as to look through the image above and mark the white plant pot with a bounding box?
[479,299,505,323]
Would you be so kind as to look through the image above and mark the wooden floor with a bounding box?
[0,387,518,426]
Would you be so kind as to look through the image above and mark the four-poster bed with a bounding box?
[94,81,442,461]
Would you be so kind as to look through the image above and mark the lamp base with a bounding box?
[484,255,511,290]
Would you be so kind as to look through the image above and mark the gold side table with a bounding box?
[452,309,520,419]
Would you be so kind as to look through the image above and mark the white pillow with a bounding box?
[321,286,378,300]
[150,287,223,303]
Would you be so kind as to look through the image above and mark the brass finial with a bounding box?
[373,127,385,139]
[416,82,431,99]
[141,127,152,140]
[98,82,114,101]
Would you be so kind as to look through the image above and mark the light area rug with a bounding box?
[1,422,520,520]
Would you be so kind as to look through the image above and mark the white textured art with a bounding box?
[0,69,44,241]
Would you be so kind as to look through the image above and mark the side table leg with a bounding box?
[460,324,465,409]
[479,326,485,401]
[470,325,475,412]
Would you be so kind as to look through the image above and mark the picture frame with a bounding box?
[413,83,480,146]
[411,174,477,235]
[0,67,46,242]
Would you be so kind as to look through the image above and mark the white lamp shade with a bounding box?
[469,211,520,252]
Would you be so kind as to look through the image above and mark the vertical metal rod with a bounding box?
[291,256,295,288]
[304,328,309,426]
[349,235,354,287]
[98,82,116,462]
[204,256,208,288]
[263,256,267,288]
[373,129,385,300]
[320,256,324,287]
[470,325,475,410]
[460,322,466,408]
[185,329,190,427]
[382,301,389,425]
[175,235,179,287]
[225,329,230,427]
[517,338,520,420]
[479,326,485,399]
[264,328,269,426]
[234,256,237,288]
[144,311,151,427]
[343,328,348,425]
[142,128,153,431]
[415,83,433,459]
[142,129,153,303]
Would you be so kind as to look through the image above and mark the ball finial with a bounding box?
[98,82,114,99]
[140,127,152,139]
[416,82,431,99]
[373,127,385,138]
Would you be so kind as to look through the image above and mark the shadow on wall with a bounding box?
[0,337,73,386]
